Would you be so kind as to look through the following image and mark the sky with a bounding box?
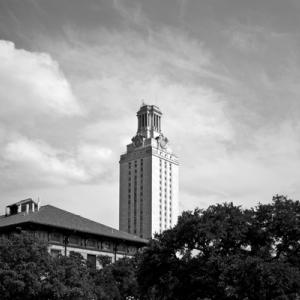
[1,0,300,228]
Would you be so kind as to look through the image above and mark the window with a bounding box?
[117,243,127,252]
[36,231,48,241]
[87,254,96,269]
[50,249,61,258]
[21,204,26,212]
[50,232,62,243]
[86,239,97,248]
[69,235,81,246]
[102,241,112,250]
[128,246,137,254]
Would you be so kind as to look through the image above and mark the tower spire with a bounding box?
[136,104,162,139]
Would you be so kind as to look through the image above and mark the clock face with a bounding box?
[160,139,167,148]
[132,135,143,147]
[158,135,168,149]
[135,136,143,147]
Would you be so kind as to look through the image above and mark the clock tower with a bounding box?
[119,104,179,239]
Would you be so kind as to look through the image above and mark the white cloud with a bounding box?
[0,40,82,118]
[77,144,112,176]
[1,20,300,227]
[0,136,113,188]
[2,137,88,185]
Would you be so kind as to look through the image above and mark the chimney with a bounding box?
[37,200,41,211]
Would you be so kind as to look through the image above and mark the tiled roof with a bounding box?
[0,205,147,244]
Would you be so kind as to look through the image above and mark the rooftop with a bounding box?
[0,204,147,244]
[6,198,37,207]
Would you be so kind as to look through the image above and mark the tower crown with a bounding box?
[137,104,162,138]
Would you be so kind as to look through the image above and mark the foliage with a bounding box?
[97,254,113,268]
[93,256,139,300]
[137,195,300,300]
[0,232,139,300]
[1,195,299,300]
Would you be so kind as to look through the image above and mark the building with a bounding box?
[0,198,147,268]
[119,104,179,239]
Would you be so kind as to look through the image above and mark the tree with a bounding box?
[0,232,139,300]
[137,196,300,300]
[93,256,139,300]
[0,231,51,300]
[0,232,96,300]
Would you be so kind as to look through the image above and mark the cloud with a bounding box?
[0,40,82,118]
[1,136,113,189]
[0,40,109,191]
[2,137,87,186]
[77,144,112,177]
[1,13,300,225]
[112,0,144,25]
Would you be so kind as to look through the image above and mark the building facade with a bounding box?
[0,198,147,268]
[119,104,179,239]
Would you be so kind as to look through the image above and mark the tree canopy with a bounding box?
[137,195,300,300]
[0,195,299,300]
[0,232,138,300]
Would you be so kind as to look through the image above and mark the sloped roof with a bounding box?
[0,205,147,244]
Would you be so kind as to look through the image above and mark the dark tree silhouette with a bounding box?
[137,196,300,300]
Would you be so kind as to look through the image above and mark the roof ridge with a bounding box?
[0,204,147,243]
[40,204,118,232]
[38,204,146,241]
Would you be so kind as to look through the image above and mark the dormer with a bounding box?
[5,198,40,216]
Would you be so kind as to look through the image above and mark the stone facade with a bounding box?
[119,105,179,239]
[0,199,147,269]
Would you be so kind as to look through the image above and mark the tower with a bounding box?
[119,104,179,239]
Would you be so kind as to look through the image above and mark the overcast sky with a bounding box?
[1,0,300,228]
